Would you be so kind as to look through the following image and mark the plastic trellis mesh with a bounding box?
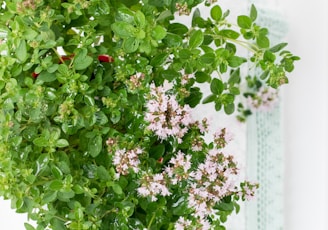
[245,3,287,230]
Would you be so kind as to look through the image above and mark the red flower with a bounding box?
[32,72,39,78]
[98,54,114,63]
[59,54,75,63]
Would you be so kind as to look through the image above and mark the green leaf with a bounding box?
[160,69,180,81]
[97,166,110,181]
[150,53,169,66]
[269,42,288,52]
[195,71,210,83]
[227,56,247,67]
[110,109,121,124]
[123,37,139,53]
[112,183,123,195]
[150,144,165,159]
[192,8,201,27]
[88,135,102,158]
[163,33,183,47]
[210,78,224,95]
[217,201,234,211]
[257,35,270,48]
[168,23,188,36]
[184,87,202,108]
[134,10,146,28]
[37,71,56,82]
[111,21,136,38]
[49,180,64,191]
[172,197,189,216]
[16,39,28,62]
[73,48,93,70]
[24,223,36,230]
[260,70,270,80]
[199,53,215,64]
[56,139,69,148]
[202,94,216,104]
[263,50,276,62]
[117,7,135,23]
[189,30,204,49]
[224,103,235,114]
[211,5,222,21]
[33,137,49,147]
[237,15,252,29]
[219,29,240,39]
[250,4,257,21]
[152,25,167,40]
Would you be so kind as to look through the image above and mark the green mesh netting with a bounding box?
[245,3,287,230]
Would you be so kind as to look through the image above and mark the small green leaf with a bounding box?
[199,53,215,64]
[184,87,202,108]
[123,37,139,53]
[56,139,69,148]
[227,56,247,67]
[168,23,188,36]
[49,180,64,191]
[263,50,276,62]
[152,25,167,40]
[33,137,49,147]
[24,223,36,230]
[250,4,257,21]
[37,71,56,82]
[111,21,136,38]
[195,71,210,83]
[88,135,102,158]
[42,191,57,204]
[269,42,288,53]
[160,69,180,81]
[73,48,93,70]
[192,8,201,27]
[16,39,28,62]
[112,183,123,195]
[134,10,146,28]
[210,78,224,95]
[211,5,222,21]
[202,94,216,104]
[219,29,240,39]
[224,103,235,114]
[97,166,110,181]
[257,35,270,48]
[237,15,252,29]
[163,33,183,47]
[189,30,204,49]
[150,53,169,66]
[260,70,270,80]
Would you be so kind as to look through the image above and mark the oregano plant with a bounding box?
[0,0,299,229]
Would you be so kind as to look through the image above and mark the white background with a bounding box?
[1,0,328,229]
[281,0,328,229]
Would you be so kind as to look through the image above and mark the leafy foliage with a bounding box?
[0,0,298,229]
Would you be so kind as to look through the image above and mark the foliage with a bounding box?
[0,0,298,229]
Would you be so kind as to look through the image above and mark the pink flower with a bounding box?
[111,147,143,176]
[144,84,194,142]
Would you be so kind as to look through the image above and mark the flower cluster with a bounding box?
[145,84,194,142]
[247,87,279,112]
[137,173,171,202]
[187,149,239,226]
[111,147,143,176]
[213,127,234,149]
[239,181,259,201]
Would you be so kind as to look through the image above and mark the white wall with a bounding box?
[281,0,328,229]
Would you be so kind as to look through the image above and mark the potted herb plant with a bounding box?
[0,0,298,229]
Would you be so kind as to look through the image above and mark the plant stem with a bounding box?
[147,212,156,229]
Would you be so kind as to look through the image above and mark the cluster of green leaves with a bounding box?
[0,0,298,229]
